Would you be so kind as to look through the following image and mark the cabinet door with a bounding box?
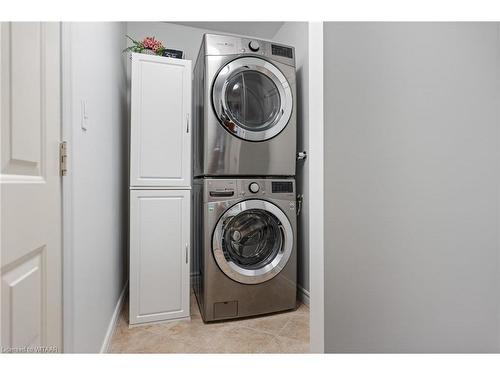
[130,54,191,188]
[129,190,190,324]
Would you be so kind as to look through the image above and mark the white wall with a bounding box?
[63,22,128,353]
[323,22,500,352]
[273,22,310,297]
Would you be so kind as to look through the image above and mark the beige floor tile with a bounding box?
[143,338,202,354]
[110,291,310,353]
[263,335,310,354]
[278,314,310,342]
[162,318,227,348]
[110,326,162,353]
[238,312,291,335]
[112,332,197,354]
[295,303,310,315]
[209,326,276,353]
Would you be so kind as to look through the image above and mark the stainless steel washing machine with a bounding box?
[192,177,297,322]
[193,34,297,177]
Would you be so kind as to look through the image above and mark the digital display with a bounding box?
[272,181,293,193]
[271,44,293,59]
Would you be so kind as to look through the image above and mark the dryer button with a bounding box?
[249,41,260,52]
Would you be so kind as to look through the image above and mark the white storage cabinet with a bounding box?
[129,190,190,324]
[130,53,191,188]
[129,53,192,325]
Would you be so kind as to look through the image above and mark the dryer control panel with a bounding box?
[204,34,296,67]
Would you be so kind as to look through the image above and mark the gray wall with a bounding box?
[324,23,500,352]
[64,22,128,352]
[273,22,310,295]
[126,22,285,64]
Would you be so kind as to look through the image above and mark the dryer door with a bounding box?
[212,199,293,284]
[212,57,293,142]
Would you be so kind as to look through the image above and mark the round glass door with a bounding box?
[223,208,282,269]
[212,57,293,142]
[212,200,293,284]
[225,71,281,132]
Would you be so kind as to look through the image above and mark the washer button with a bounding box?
[249,182,260,193]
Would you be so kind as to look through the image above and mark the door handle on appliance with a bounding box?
[220,108,230,124]
[209,191,235,197]
[220,105,236,133]
[278,225,286,253]
[186,113,190,133]
[296,194,303,217]
[297,151,307,161]
[185,244,189,264]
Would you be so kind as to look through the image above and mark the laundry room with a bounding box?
[116,21,312,353]
[8,21,320,354]
[5,8,500,369]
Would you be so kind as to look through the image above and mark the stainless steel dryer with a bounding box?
[193,34,297,177]
[192,178,297,322]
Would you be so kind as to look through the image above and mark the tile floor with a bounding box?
[109,291,310,353]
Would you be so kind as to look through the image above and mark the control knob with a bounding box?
[249,182,260,193]
[248,40,260,52]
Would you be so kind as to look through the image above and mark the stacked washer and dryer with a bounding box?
[192,34,298,322]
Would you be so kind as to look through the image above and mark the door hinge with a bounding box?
[186,113,190,133]
[60,141,68,176]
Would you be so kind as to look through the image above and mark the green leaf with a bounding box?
[125,35,139,44]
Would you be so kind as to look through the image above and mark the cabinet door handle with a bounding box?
[185,244,188,264]
[186,113,189,133]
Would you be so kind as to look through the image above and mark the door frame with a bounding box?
[308,21,325,353]
[61,22,74,353]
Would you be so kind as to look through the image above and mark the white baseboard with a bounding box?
[100,281,128,353]
[297,284,310,307]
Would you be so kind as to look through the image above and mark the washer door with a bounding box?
[212,199,293,285]
[212,57,293,142]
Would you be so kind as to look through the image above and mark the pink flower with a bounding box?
[141,36,163,52]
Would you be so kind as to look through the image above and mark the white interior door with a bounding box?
[1,22,62,352]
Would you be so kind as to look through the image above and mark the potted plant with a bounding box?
[124,35,165,55]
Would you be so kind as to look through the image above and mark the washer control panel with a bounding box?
[205,178,295,202]
[271,181,293,193]
[238,179,295,199]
